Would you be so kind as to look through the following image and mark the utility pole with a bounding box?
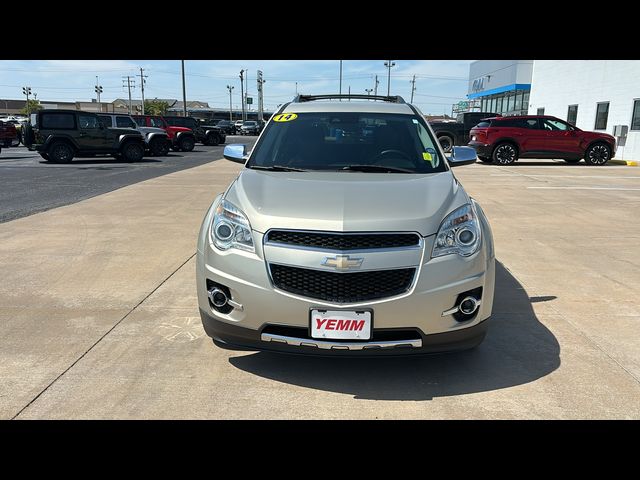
[339,60,343,99]
[227,85,234,121]
[139,68,148,115]
[94,76,103,111]
[181,60,187,117]
[239,69,245,122]
[374,75,379,98]
[384,60,396,96]
[348,85,351,100]
[122,76,135,114]
[22,86,31,115]
[295,82,298,95]
[410,74,416,103]
[257,70,264,123]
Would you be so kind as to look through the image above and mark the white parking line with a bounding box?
[527,186,640,191]
[492,174,640,179]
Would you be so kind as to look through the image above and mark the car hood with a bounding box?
[137,126,166,135]
[109,128,142,136]
[224,169,469,236]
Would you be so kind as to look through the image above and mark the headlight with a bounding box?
[432,203,481,258]
[211,199,254,252]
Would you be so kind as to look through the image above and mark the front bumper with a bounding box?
[200,308,488,356]
[468,141,492,158]
[196,204,495,355]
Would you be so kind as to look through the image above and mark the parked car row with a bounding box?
[430,112,616,166]
[20,109,228,163]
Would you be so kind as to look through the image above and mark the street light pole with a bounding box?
[239,70,245,121]
[139,68,147,115]
[365,88,373,100]
[227,85,234,121]
[339,60,343,99]
[181,60,187,117]
[95,76,103,111]
[22,86,31,116]
[384,60,396,96]
[374,75,379,98]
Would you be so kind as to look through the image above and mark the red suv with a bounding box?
[468,115,616,165]
[132,115,196,152]
[0,120,18,150]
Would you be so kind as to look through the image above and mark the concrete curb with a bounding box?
[610,159,638,166]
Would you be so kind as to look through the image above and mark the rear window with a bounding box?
[98,115,113,127]
[41,113,75,129]
[494,118,539,129]
[116,116,136,128]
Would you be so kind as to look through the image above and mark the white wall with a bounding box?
[468,60,533,94]
[529,60,640,161]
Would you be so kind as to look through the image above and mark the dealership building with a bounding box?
[466,60,533,116]
[528,60,640,161]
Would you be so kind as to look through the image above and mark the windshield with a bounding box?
[247,111,446,173]
[244,121,256,126]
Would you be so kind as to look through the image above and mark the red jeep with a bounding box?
[468,115,616,165]
[132,115,196,152]
[0,120,19,150]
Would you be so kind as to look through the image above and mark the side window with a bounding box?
[150,117,165,128]
[97,116,113,127]
[542,119,571,131]
[165,117,180,126]
[78,114,100,129]
[594,102,609,130]
[524,119,540,129]
[116,116,136,128]
[41,113,75,129]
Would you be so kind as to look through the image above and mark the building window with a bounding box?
[537,107,545,115]
[514,91,522,113]
[631,100,640,131]
[496,97,503,113]
[567,105,578,126]
[506,93,515,113]
[594,102,609,130]
[523,92,530,112]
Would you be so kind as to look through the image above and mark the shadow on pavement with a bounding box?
[38,158,162,166]
[228,261,560,401]
[477,161,623,167]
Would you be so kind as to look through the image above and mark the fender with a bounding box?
[175,130,195,139]
[42,134,79,150]
[118,133,144,144]
[145,132,169,142]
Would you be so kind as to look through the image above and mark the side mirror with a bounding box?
[223,144,248,163]
[447,146,477,167]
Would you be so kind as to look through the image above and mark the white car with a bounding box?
[196,94,495,356]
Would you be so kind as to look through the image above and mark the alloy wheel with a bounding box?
[495,144,516,164]
[588,145,610,165]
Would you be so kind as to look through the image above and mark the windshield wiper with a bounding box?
[248,165,308,172]
[340,164,415,173]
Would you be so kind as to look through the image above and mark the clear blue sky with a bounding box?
[0,60,472,115]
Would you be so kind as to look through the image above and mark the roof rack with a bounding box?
[292,94,406,104]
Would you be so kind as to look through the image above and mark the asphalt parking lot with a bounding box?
[1,156,639,419]
[0,136,257,223]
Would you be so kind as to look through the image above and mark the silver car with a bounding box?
[196,94,495,355]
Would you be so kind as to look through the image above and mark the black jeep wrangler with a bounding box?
[163,116,226,146]
[23,110,146,163]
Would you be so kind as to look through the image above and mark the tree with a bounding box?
[144,99,170,116]
[21,99,43,115]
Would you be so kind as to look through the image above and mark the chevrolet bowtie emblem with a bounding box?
[321,255,364,270]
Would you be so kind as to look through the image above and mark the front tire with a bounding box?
[149,137,170,156]
[492,142,518,165]
[48,141,75,163]
[584,143,611,165]
[438,135,454,153]
[178,135,195,152]
[206,133,220,146]
[121,141,145,162]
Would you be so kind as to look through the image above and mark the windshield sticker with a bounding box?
[423,148,437,164]
[273,113,298,122]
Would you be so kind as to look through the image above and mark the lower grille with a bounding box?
[269,264,415,303]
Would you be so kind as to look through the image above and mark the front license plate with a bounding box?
[310,310,372,340]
